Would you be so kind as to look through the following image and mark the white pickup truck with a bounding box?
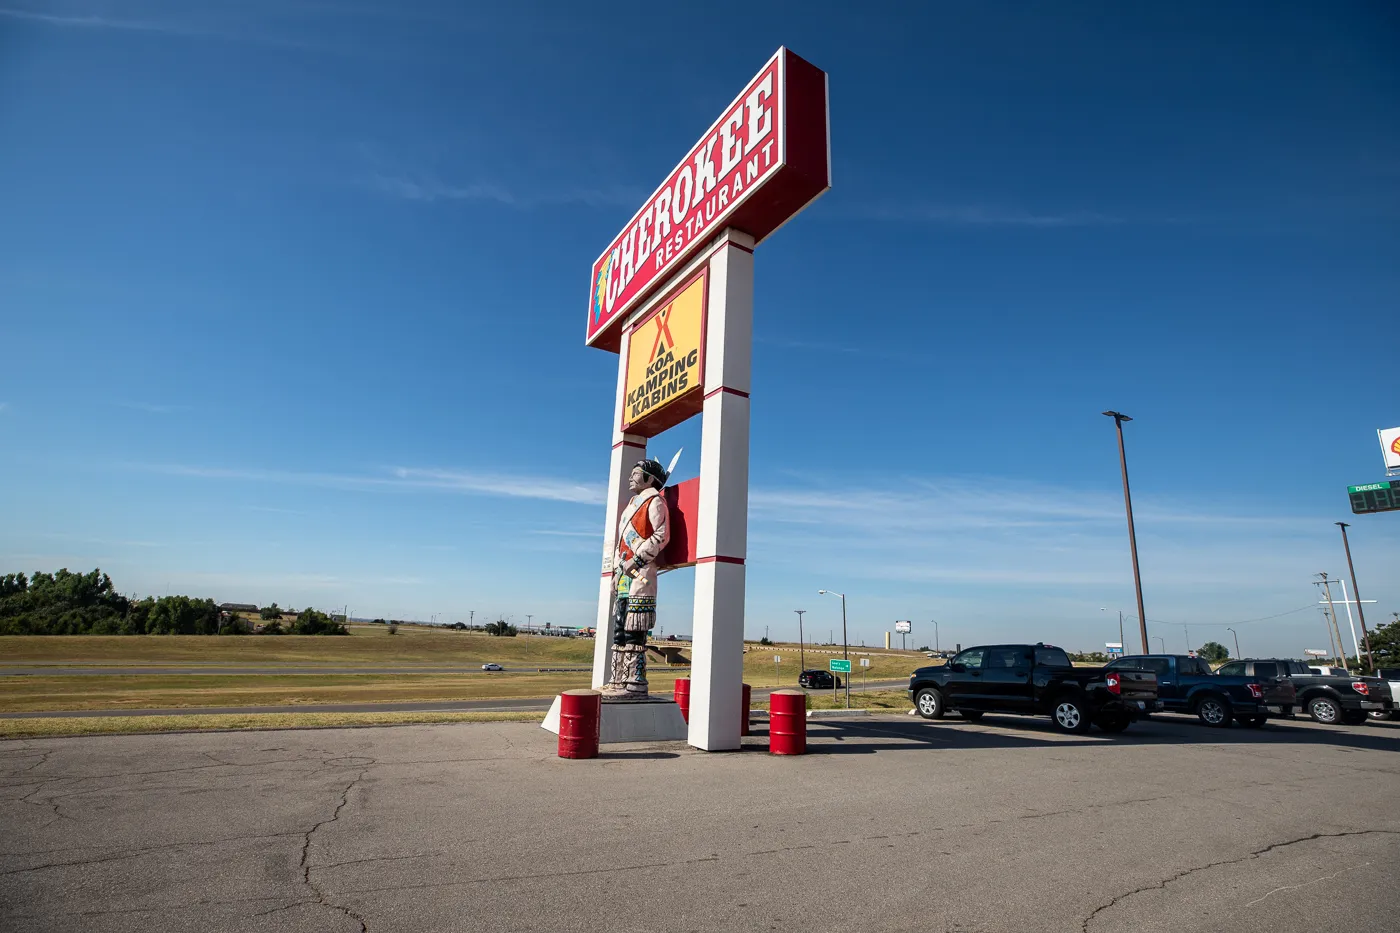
[1371,667,1400,721]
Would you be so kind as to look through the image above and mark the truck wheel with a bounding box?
[1340,710,1369,726]
[915,688,945,720]
[1236,715,1267,728]
[960,711,984,722]
[1307,696,1342,724]
[1051,696,1092,734]
[1095,713,1131,733]
[1195,695,1232,728]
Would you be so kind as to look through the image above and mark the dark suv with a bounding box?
[799,669,842,689]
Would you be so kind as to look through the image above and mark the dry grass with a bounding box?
[0,632,929,714]
[749,689,912,712]
[0,630,596,667]
[0,670,684,713]
[0,710,542,739]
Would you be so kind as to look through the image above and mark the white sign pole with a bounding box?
[687,229,755,751]
[592,328,648,688]
[1338,580,1361,667]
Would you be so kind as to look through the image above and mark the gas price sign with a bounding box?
[1348,481,1400,515]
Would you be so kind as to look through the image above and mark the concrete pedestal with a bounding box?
[541,695,687,744]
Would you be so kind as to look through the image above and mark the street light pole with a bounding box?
[1152,635,1165,652]
[930,619,939,654]
[1226,626,1239,659]
[1103,411,1149,654]
[818,589,850,709]
[1336,522,1376,672]
[795,610,806,677]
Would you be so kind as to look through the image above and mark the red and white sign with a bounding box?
[587,47,830,352]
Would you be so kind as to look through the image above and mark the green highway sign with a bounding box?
[829,659,852,673]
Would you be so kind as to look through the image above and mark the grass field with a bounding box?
[0,710,544,739]
[0,630,929,715]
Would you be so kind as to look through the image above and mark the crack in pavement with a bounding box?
[0,830,308,877]
[299,762,376,932]
[1242,860,1373,908]
[1080,830,1400,931]
[0,749,50,779]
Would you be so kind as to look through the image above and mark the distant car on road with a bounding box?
[481,663,504,671]
[799,669,842,689]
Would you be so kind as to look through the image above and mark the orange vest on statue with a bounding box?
[618,491,656,563]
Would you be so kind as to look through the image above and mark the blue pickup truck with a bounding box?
[1104,654,1296,728]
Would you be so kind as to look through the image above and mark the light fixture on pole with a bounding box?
[929,618,940,654]
[795,610,806,677]
[818,589,850,709]
[1336,522,1376,672]
[1152,635,1165,652]
[1226,626,1239,659]
[1100,607,1124,650]
[1103,411,1149,654]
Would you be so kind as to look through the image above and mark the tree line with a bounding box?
[0,569,347,636]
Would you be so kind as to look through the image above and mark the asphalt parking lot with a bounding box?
[3,713,1398,932]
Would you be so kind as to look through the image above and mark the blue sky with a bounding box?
[1,1,1397,657]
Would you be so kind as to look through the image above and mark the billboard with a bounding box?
[587,48,831,352]
[895,620,912,634]
[1106,642,1124,656]
[621,271,706,437]
[1380,427,1400,471]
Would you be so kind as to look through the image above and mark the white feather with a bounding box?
[665,448,683,478]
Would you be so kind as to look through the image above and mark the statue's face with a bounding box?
[628,466,647,493]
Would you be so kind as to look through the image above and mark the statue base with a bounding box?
[541,694,687,744]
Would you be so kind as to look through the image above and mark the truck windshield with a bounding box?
[1034,647,1072,668]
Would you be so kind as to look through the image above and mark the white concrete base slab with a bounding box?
[540,695,688,743]
[807,709,871,718]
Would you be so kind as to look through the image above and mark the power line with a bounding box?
[1134,605,1317,629]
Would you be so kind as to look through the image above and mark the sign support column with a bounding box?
[688,230,754,751]
[592,325,647,688]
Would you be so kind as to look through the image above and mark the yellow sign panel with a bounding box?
[622,272,706,433]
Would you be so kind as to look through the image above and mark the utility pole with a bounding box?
[1317,574,1346,666]
[1337,522,1376,671]
[1103,411,1149,653]
[795,610,806,676]
[1226,626,1240,659]
[469,610,475,628]
[527,614,534,632]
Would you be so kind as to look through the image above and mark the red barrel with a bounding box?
[558,689,601,759]
[673,677,691,723]
[741,683,752,736]
[769,689,807,755]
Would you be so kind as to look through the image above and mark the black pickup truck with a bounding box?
[909,643,1159,734]
[1215,659,1393,725]
[1105,654,1295,728]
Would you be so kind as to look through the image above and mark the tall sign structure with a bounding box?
[587,49,830,751]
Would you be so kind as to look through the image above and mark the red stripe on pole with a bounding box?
[696,555,746,565]
[703,386,750,401]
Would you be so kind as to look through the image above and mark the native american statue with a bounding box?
[602,452,678,699]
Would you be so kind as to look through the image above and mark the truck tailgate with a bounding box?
[1116,670,1157,701]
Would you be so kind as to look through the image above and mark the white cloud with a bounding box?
[850,202,1122,227]
[367,173,646,210]
[114,401,190,414]
[127,462,606,505]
